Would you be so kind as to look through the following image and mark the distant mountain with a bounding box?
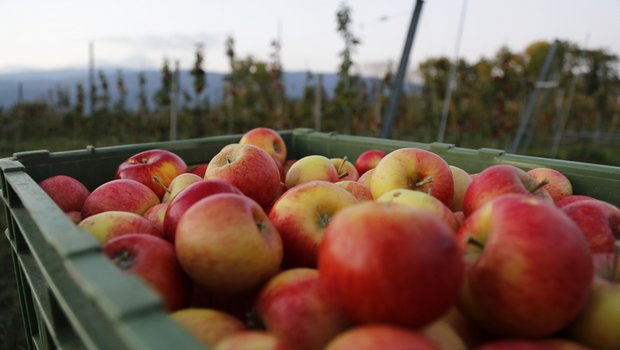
[0,69,418,110]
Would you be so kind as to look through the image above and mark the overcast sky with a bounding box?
[1,0,619,76]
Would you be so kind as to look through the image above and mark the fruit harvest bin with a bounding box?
[1,128,619,350]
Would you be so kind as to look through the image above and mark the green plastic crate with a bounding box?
[1,128,619,350]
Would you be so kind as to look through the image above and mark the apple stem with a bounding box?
[530,178,549,194]
[337,156,348,178]
[415,176,433,188]
[466,236,485,250]
[152,176,171,194]
[338,171,349,179]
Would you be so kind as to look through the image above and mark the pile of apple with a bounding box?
[38,127,620,350]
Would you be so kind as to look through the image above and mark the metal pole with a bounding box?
[437,0,469,143]
[510,39,560,153]
[380,0,425,139]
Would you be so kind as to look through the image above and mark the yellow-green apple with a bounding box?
[376,189,459,231]
[239,127,287,165]
[419,318,467,350]
[39,175,90,213]
[566,249,620,350]
[357,168,374,190]
[206,143,281,209]
[214,331,291,350]
[256,268,350,350]
[330,157,359,181]
[354,149,387,176]
[456,194,593,338]
[318,201,463,328]
[189,163,208,177]
[170,308,246,348]
[77,210,163,243]
[527,167,573,203]
[143,203,168,233]
[450,165,472,212]
[175,193,282,294]
[474,339,593,350]
[161,173,203,203]
[268,181,358,267]
[163,179,242,242]
[556,195,596,208]
[283,159,297,177]
[370,148,454,207]
[103,234,191,311]
[561,199,620,253]
[324,325,440,350]
[284,155,339,189]
[462,164,551,217]
[81,179,160,218]
[115,149,188,200]
[335,180,372,201]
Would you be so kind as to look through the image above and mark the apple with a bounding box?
[214,331,291,350]
[239,127,287,165]
[170,308,246,348]
[449,165,472,212]
[335,180,372,201]
[284,155,339,189]
[527,167,573,203]
[330,157,359,181]
[256,268,350,350]
[115,149,188,200]
[566,248,620,350]
[66,211,82,224]
[474,339,593,350]
[376,189,459,231]
[191,283,261,322]
[103,234,191,311]
[189,164,208,177]
[357,168,374,190]
[561,199,620,253]
[175,193,282,294]
[318,201,463,328]
[282,159,297,177]
[354,149,387,176]
[143,203,168,233]
[163,179,242,242]
[555,195,595,208]
[39,175,90,212]
[462,164,551,217]
[419,318,467,350]
[77,210,163,243]
[268,181,358,268]
[441,306,489,349]
[161,172,203,203]
[324,325,440,350]
[81,179,160,218]
[370,148,454,208]
[206,143,281,209]
[456,194,593,338]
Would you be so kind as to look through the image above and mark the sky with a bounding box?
[1,0,619,76]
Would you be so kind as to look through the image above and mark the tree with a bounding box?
[190,43,206,109]
[98,70,111,112]
[154,58,172,110]
[138,71,149,114]
[115,70,127,112]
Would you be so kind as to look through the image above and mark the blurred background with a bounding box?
[1,0,620,346]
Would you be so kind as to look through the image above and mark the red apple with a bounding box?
[115,149,188,200]
[335,180,372,201]
[189,164,208,177]
[371,148,454,207]
[456,194,593,338]
[561,199,620,253]
[66,211,82,224]
[283,159,297,178]
[527,167,573,203]
[268,181,358,268]
[206,143,281,209]
[376,189,459,231]
[39,175,90,212]
[474,339,592,350]
[555,195,595,208]
[256,268,350,350]
[81,179,160,218]
[170,308,246,348]
[191,283,261,322]
[163,179,242,242]
[318,201,463,328]
[284,155,339,189]
[214,331,291,350]
[354,150,387,176]
[175,193,282,294]
[324,325,440,350]
[143,203,168,233]
[103,234,191,311]
[462,164,551,217]
[239,127,287,165]
[78,210,163,243]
